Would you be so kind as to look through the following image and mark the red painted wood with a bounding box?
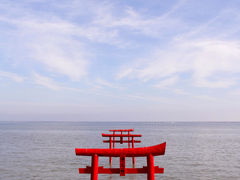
[109,137,112,166]
[109,129,134,132]
[102,129,141,167]
[102,130,141,147]
[128,131,131,148]
[76,129,165,179]
[103,140,141,143]
[132,136,135,166]
[75,142,166,157]
[91,154,98,180]
[120,156,126,176]
[102,133,142,137]
[147,154,154,180]
[79,166,164,174]
[113,132,115,148]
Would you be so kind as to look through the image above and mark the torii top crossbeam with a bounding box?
[76,142,166,157]
[109,129,134,132]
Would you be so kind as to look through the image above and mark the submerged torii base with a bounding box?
[75,142,166,180]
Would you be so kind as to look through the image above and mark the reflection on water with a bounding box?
[0,121,240,180]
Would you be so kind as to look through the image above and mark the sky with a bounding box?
[1,0,240,121]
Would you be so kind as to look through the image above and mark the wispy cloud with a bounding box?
[118,39,240,88]
[0,1,127,81]
[154,76,179,88]
[33,73,62,90]
[93,2,185,38]
[0,71,24,83]
[0,16,90,80]
[95,78,121,89]
[0,0,187,83]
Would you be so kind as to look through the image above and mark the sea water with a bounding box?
[0,121,240,180]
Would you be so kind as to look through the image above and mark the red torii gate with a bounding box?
[102,129,142,166]
[75,142,166,180]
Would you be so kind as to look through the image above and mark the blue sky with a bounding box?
[1,0,240,121]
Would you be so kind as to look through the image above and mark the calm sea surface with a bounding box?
[0,121,240,180]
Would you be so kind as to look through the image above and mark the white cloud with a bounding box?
[154,76,179,88]
[0,16,90,80]
[95,78,120,89]
[0,71,24,83]
[116,68,134,79]
[30,37,89,81]
[0,2,127,80]
[0,0,187,83]
[93,3,184,38]
[118,39,240,88]
[33,73,62,90]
